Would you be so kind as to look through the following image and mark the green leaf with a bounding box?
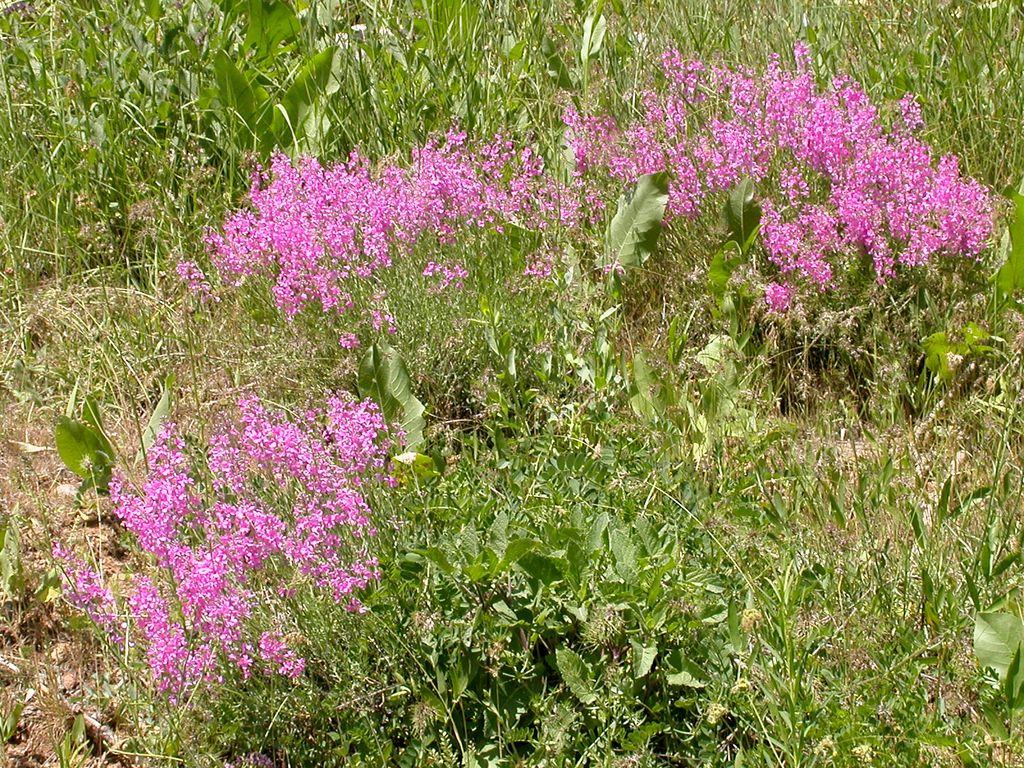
[1,520,22,599]
[720,178,762,252]
[609,526,637,583]
[541,35,574,90]
[358,343,426,451]
[243,0,300,61]
[81,395,104,433]
[391,452,438,484]
[994,187,1024,302]
[497,538,540,572]
[142,374,174,456]
[488,512,509,559]
[54,417,114,481]
[603,172,669,272]
[516,552,565,587]
[665,650,708,688]
[631,640,658,679]
[630,351,664,421]
[707,244,742,303]
[34,569,62,603]
[450,653,476,701]
[556,647,598,704]
[580,12,606,66]
[213,51,268,134]
[272,47,339,147]
[975,612,1024,680]
[1004,644,1024,710]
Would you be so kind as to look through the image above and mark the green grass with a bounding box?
[2,0,1024,766]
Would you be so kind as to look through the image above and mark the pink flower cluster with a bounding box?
[204,129,580,323]
[422,260,468,291]
[57,394,392,701]
[564,43,994,306]
[52,544,124,646]
[175,260,220,303]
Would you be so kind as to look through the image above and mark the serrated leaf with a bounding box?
[609,527,637,583]
[556,647,597,704]
[975,612,1024,680]
[603,172,669,272]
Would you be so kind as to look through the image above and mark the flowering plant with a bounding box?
[198,130,580,334]
[564,44,994,310]
[56,394,393,702]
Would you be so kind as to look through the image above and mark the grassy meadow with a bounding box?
[2,0,1024,766]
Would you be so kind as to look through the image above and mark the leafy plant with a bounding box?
[975,612,1024,739]
[601,171,670,278]
[53,396,116,498]
[0,513,24,601]
[358,342,426,452]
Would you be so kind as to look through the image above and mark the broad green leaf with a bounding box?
[696,334,740,376]
[609,527,637,583]
[54,417,114,481]
[541,35,575,90]
[720,178,762,252]
[1,521,22,598]
[391,452,438,484]
[665,650,708,688]
[994,188,1024,302]
[244,0,300,61]
[213,51,268,133]
[1005,644,1024,710]
[604,172,669,272]
[488,512,509,559]
[450,653,476,701]
[517,552,565,587]
[630,350,664,420]
[272,47,339,146]
[142,374,174,455]
[497,538,540,572]
[556,647,598,704]
[580,12,606,66]
[631,640,658,679]
[81,395,104,433]
[35,569,62,603]
[358,343,426,451]
[420,547,458,578]
[975,612,1024,680]
[707,244,742,303]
